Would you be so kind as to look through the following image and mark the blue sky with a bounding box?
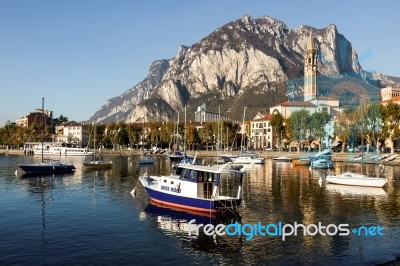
[1,0,399,125]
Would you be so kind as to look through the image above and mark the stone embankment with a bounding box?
[3,149,400,166]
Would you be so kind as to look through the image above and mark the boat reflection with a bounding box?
[20,171,75,179]
[143,200,243,252]
[323,183,387,197]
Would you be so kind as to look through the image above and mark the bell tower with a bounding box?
[304,32,317,101]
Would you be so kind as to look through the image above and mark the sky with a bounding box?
[1,0,399,126]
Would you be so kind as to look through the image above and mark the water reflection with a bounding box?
[142,200,243,253]
[138,158,400,264]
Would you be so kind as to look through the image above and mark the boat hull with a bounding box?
[232,156,264,164]
[18,163,75,174]
[326,173,387,188]
[144,186,241,213]
[83,162,112,169]
[292,159,311,166]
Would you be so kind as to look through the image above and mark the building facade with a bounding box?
[16,109,53,128]
[54,121,90,147]
[248,113,273,150]
[194,103,238,124]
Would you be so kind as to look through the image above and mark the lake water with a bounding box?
[1,154,400,265]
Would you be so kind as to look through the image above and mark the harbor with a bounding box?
[1,153,400,265]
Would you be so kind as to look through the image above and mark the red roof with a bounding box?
[382,96,400,103]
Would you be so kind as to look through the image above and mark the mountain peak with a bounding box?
[89,15,398,124]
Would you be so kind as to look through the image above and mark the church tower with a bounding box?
[304,32,317,101]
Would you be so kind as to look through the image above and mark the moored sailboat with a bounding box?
[83,123,112,169]
[18,98,75,175]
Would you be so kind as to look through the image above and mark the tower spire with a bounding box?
[307,31,316,51]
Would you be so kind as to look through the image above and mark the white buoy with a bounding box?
[318,177,323,183]
[15,170,18,175]
[130,187,136,198]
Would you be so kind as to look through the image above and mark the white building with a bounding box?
[54,121,90,147]
[248,113,273,150]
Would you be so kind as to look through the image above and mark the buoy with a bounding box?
[318,177,323,183]
[130,187,136,198]
[15,170,18,175]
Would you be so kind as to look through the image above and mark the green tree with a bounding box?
[290,110,311,152]
[309,111,330,151]
[381,102,400,154]
[186,125,200,151]
[270,112,285,150]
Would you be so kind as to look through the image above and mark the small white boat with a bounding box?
[232,156,264,164]
[272,156,292,162]
[83,160,113,169]
[326,172,387,188]
[138,157,156,164]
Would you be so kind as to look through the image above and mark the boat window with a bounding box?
[171,181,174,185]
[206,172,215,182]
[164,179,167,183]
[198,171,203,182]
[190,170,197,181]
[181,169,191,180]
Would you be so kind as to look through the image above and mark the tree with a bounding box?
[199,123,215,151]
[333,110,354,153]
[126,123,142,150]
[381,102,400,154]
[364,103,383,152]
[290,110,311,152]
[270,112,285,149]
[186,125,200,151]
[309,111,330,151]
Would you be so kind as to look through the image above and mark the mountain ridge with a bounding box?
[88,15,399,124]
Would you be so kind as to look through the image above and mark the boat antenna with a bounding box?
[184,105,187,159]
[41,97,44,163]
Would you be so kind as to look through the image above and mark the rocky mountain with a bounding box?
[88,15,399,124]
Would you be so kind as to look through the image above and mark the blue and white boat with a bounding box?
[309,149,332,162]
[311,158,333,169]
[18,98,76,175]
[137,163,243,214]
[19,160,76,174]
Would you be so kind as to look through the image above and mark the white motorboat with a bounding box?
[136,162,243,213]
[232,155,264,164]
[272,156,292,162]
[325,172,387,188]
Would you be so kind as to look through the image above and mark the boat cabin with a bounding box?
[157,164,243,200]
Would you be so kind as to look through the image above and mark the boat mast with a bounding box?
[41,97,44,163]
[240,107,247,154]
[183,105,187,158]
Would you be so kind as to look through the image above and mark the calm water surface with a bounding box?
[0,154,400,265]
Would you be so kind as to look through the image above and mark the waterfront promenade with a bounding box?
[3,148,400,166]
